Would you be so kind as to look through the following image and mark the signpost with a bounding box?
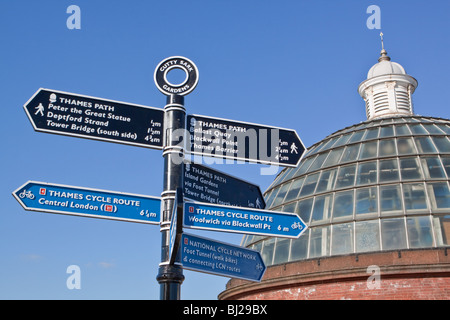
[184,162,265,209]
[179,233,266,282]
[183,200,307,238]
[155,56,199,300]
[13,181,161,224]
[24,88,164,149]
[16,55,308,300]
[187,114,305,167]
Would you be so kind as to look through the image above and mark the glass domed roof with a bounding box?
[242,115,450,267]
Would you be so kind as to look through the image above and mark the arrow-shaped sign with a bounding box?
[13,181,161,224]
[184,162,265,209]
[183,201,307,238]
[187,114,305,167]
[24,88,164,149]
[179,233,266,282]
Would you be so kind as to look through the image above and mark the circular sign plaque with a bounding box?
[154,56,199,96]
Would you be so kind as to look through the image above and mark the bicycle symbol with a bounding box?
[19,189,35,200]
[291,222,303,230]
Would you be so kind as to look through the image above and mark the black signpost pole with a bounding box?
[154,56,199,300]
[157,94,185,300]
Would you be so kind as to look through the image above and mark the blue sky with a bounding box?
[1,1,449,299]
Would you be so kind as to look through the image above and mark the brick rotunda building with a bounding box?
[219,43,450,300]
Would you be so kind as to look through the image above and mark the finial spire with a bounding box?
[378,31,391,62]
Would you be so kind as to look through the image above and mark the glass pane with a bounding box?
[380,185,403,214]
[423,124,445,134]
[335,164,356,188]
[397,137,416,155]
[379,139,397,157]
[359,141,378,160]
[407,216,434,248]
[315,168,338,193]
[356,161,377,185]
[380,125,394,138]
[395,124,411,136]
[296,198,314,224]
[399,157,423,180]
[267,169,289,190]
[355,187,378,216]
[264,188,278,208]
[284,178,305,202]
[393,118,407,124]
[309,226,330,258]
[296,155,317,176]
[322,147,344,168]
[271,182,292,207]
[340,144,360,163]
[280,166,298,182]
[261,238,275,265]
[365,127,380,139]
[332,190,354,219]
[433,215,450,246]
[432,136,450,153]
[381,218,407,250]
[421,157,446,179]
[310,141,327,155]
[355,220,381,253]
[436,124,450,134]
[290,229,309,261]
[321,137,340,152]
[252,241,263,255]
[331,223,354,255]
[252,235,265,244]
[403,183,428,211]
[273,238,291,265]
[311,195,332,223]
[379,159,400,182]
[299,173,320,197]
[409,124,427,135]
[415,136,437,153]
[348,130,365,143]
[442,156,450,177]
[307,151,330,172]
[428,182,450,209]
[333,133,353,148]
[282,202,297,214]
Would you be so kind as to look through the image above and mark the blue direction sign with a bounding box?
[179,233,266,282]
[24,88,164,149]
[187,114,305,167]
[183,201,307,238]
[184,162,265,209]
[13,181,161,224]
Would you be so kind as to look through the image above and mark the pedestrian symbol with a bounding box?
[290,142,298,154]
[35,103,44,116]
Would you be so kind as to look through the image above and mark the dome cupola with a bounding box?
[358,33,418,120]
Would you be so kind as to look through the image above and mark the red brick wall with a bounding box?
[238,276,450,300]
[219,248,450,300]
